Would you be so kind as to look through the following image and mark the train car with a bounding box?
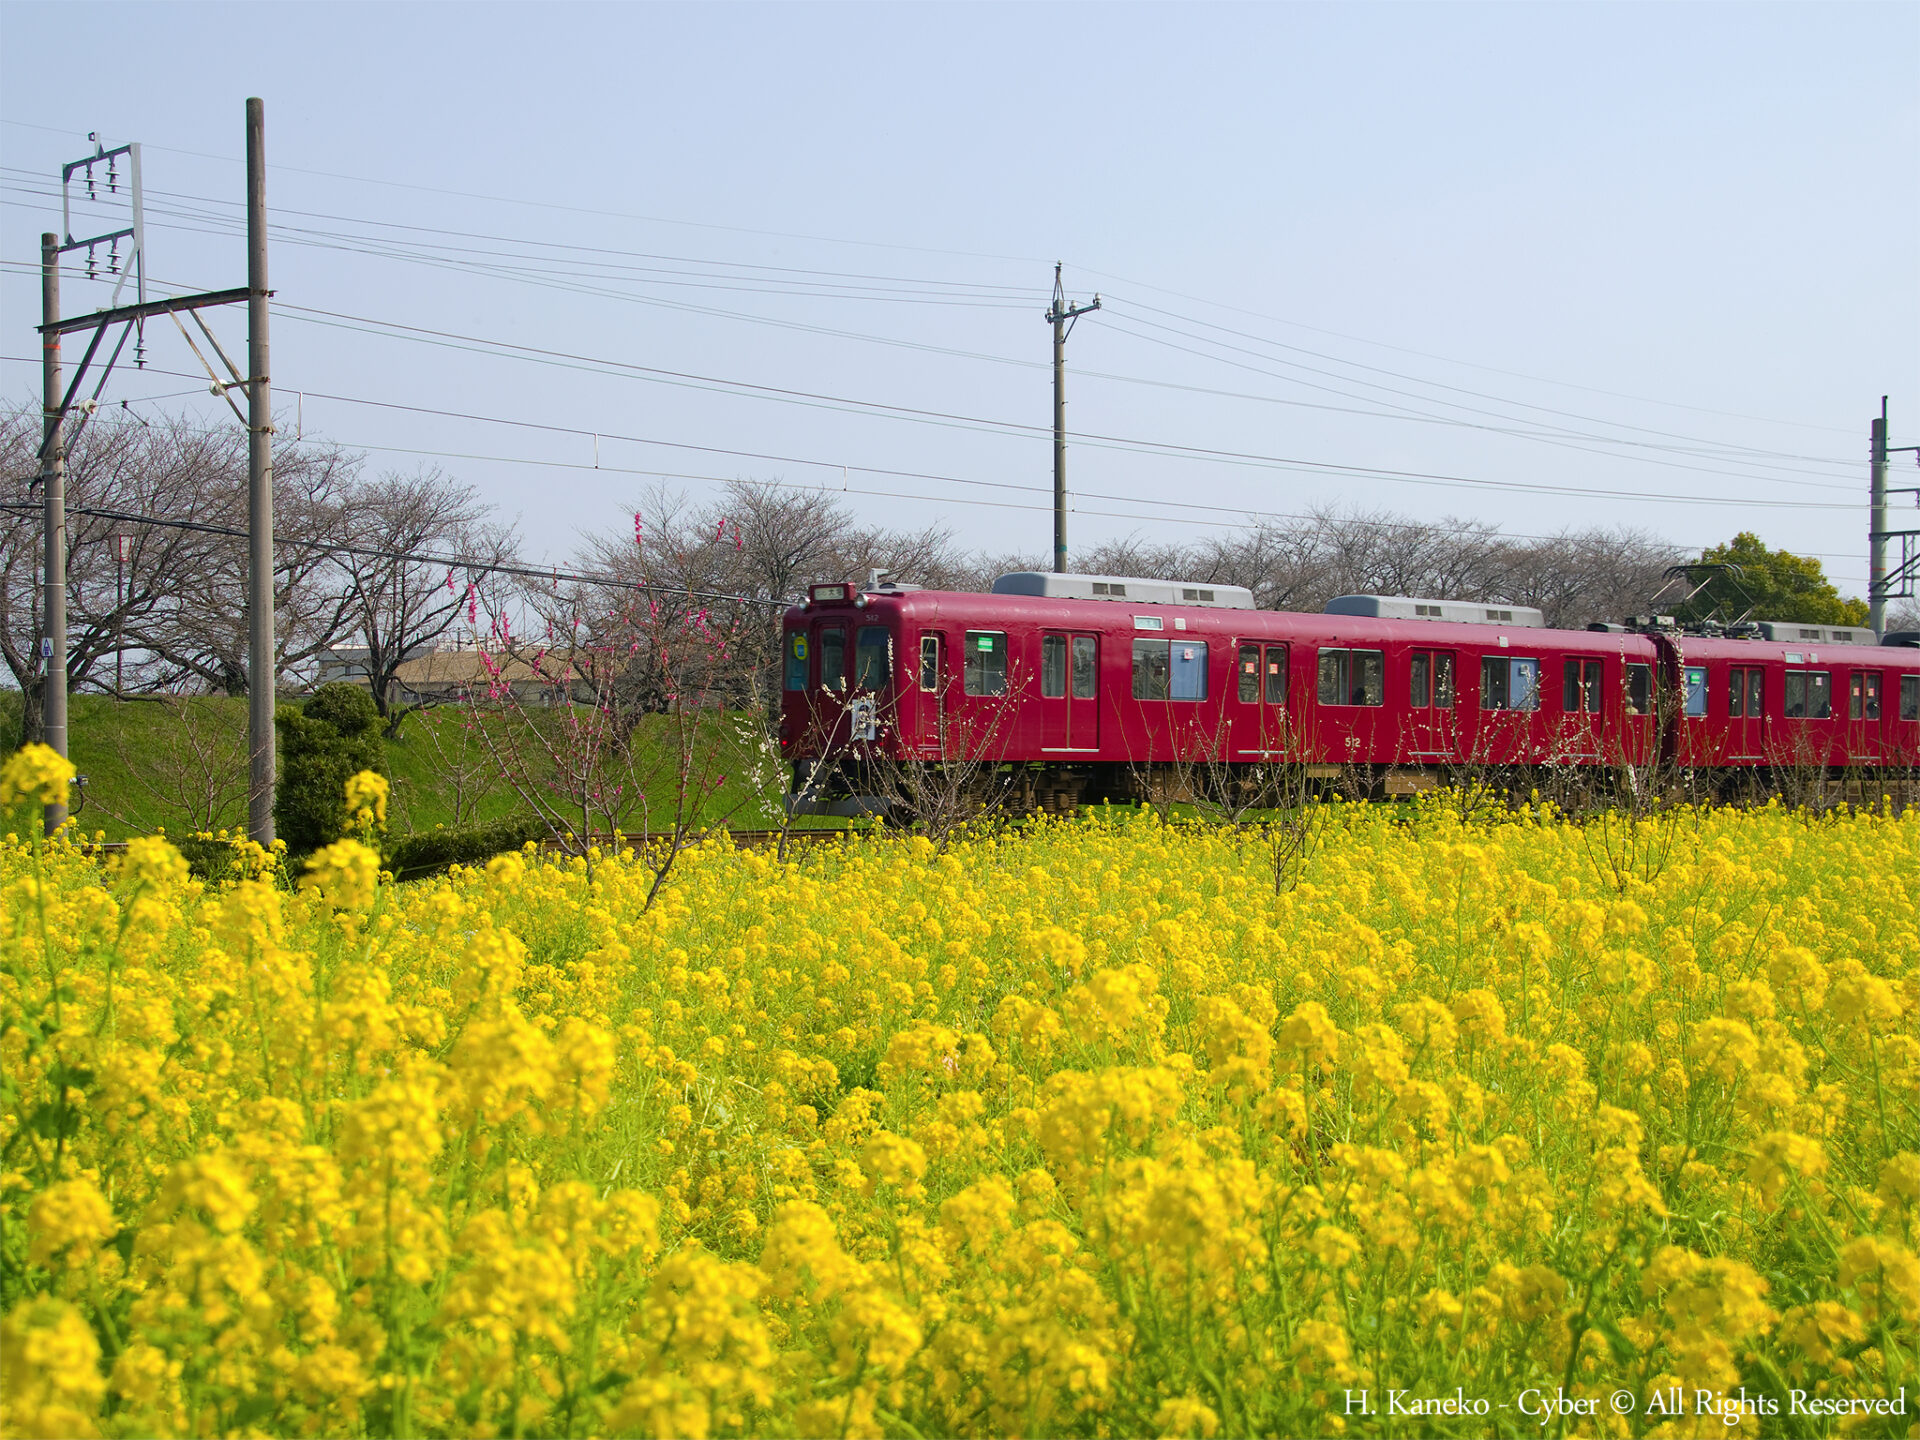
[780,573,1920,816]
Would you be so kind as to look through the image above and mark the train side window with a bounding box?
[1583,660,1602,713]
[1170,641,1210,701]
[1784,669,1831,719]
[1561,659,1580,713]
[1041,634,1068,699]
[1133,639,1171,700]
[1319,648,1381,706]
[1852,671,1882,720]
[1265,645,1288,705]
[855,626,892,691]
[1238,643,1260,703]
[1434,651,1455,709]
[1747,669,1763,718]
[918,634,941,693]
[784,631,808,692]
[1317,649,1346,706]
[1482,656,1536,710]
[1625,664,1651,716]
[1902,675,1920,721]
[1072,636,1098,699]
[1412,651,1432,708]
[818,626,846,692]
[963,632,1007,696]
[1683,666,1708,718]
[1728,666,1746,717]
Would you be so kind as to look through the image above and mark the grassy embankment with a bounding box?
[0,691,844,840]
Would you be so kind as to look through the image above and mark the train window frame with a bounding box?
[1265,645,1288,705]
[1317,648,1383,707]
[1481,655,1540,712]
[918,634,941,693]
[855,626,892,692]
[1625,664,1652,716]
[1238,643,1260,704]
[1851,671,1882,721]
[1411,651,1431,708]
[1683,666,1708,718]
[1901,674,1920,722]
[784,631,808,692]
[1041,634,1068,699]
[1134,639,1208,701]
[818,626,847,693]
[963,631,1008,697]
[1783,669,1831,720]
[1071,636,1097,700]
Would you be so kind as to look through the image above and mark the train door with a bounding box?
[1407,648,1457,760]
[1558,656,1603,759]
[1040,632,1100,753]
[914,632,946,758]
[1232,642,1290,756]
[1847,670,1884,763]
[1727,665,1764,760]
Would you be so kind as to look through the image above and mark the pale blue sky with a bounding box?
[3,2,1915,594]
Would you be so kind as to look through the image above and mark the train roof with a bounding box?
[989,572,1256,608]
[1326,594,1547,627]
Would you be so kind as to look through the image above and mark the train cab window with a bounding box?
[1411,652,1431,707]
[818,627,846,692]
[1902,675,1920,721]
[1851,671,1882,720]
[1265,645,1288,704]
[1317,648,1383,707]
[963,632,1007,696]
[784,631,808,692]
[855,627,892,691]
[918,634,942,693]
[1683,666,1708,718]
[1135,639,1208,701]
[1625,664,1652,716]
[1238,644,1260,703]
[1042,635,1068,699]
[1481,656,1540,711]
[1784,670,1831,719]
[1072,637,1098,699]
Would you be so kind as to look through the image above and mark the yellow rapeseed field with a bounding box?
[2,744,1916,1439]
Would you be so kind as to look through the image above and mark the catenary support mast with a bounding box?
[1045,264,1099,574]
[40,233,67,836]
[246,97,275,845]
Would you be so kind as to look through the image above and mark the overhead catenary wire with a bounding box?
[0,498,790,608]
[1,175,1869,485]
[0,394,1874,567]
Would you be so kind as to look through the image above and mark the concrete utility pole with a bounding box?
[1045,263,1099,574]
[246,97,275,846]
[1870,397,1888,635]
[40,232,67,836]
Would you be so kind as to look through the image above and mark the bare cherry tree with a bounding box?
[333,467,517,736]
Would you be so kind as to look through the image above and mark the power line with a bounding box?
[0,498,789,608]
[5,174,1869,482]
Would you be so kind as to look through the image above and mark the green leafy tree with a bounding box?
[1682,533,1869,626]
[274,682,386,853]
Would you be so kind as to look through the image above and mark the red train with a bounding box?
[779,572,1920,816]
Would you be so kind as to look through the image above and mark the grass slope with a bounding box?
[1,691,843,840]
